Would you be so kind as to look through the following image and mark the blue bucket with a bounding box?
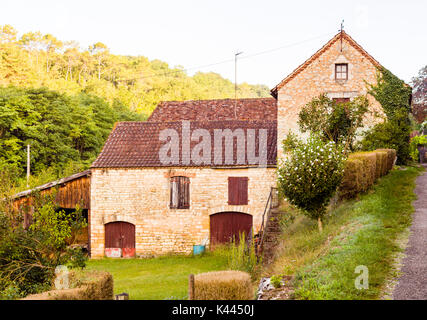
[193,245,206,255]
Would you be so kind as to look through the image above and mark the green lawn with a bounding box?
[86,253,229,300]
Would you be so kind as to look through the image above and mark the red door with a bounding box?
[105,222,135,257]
[210,212,252,246]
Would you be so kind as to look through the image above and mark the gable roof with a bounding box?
[147,98,277,122]
[270,31,382,98]
[91,120,277,168]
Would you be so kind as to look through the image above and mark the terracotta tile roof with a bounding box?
[147,98,277,122]
[91,120,277,168]
[270,31,382,98]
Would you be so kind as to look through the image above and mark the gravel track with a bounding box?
[393,164,427,300]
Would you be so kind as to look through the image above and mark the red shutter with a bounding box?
[239,177,248,205]
[228,177,248,205]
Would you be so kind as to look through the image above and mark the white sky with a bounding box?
[1,0,426,88]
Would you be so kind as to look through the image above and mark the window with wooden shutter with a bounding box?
[228,177,248,205]
[170,176,190,209]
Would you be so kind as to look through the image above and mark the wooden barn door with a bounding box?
[210,212,252,246]
[105,221,135,257]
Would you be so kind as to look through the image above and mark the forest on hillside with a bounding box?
[0,24,269,187]
[0,25,269,117]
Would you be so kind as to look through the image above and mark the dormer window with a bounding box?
[335,63,348,80]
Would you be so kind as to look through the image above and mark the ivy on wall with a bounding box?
[360,67,413,164]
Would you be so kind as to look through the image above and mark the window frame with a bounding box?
[335,63,348,80]
[170,176,190,209]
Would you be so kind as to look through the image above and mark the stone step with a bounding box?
[266,225,281,232]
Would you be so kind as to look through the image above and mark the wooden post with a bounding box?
[26,144,30,188]
[188,274,195,300]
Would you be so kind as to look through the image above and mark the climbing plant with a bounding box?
[360,67,413,164]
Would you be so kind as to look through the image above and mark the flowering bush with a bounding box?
[278,134,347,231]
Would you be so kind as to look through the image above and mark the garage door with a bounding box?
[210,212,252,246]
[105,221,135,257]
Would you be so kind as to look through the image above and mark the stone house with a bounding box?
[89,31,398,257]
[271,31,386,159]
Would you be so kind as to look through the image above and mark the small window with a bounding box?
[228,177,248,205]
[332,97,350,104]
[335,63,348,80]
[170,176,190,209]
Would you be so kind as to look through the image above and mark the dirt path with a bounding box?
[393,164,427,300]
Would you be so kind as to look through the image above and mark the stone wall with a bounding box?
[90,167,276,257]
[276,36,385,159]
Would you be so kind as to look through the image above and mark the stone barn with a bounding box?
[89,119,277,258]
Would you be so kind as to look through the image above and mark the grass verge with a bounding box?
[265,165,424,299]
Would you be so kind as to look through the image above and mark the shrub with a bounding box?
[278,134,346,231]
[338,158,363,199]
[348,152,377,190]
[376,148,396,173]
[298,94,369,151]
[373,151,388,180]
[338,149,396,199]
[408,135,427,162]
[194,270,253,300]
[270,275,282,289]
[0,193,88,298]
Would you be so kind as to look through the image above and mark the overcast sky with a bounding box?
[1,0,425,88]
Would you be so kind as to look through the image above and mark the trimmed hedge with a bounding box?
[376,148,396,172]
[338,149,396,199]
[338,158,363,199]
[21,270,113,300]
[348,152,377,191]
[194,270,253,300]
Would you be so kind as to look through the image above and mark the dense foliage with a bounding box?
[278,134,346,231]
[298,94,369,151]
[0,24,269,118]
[409,135,427,162]
[0,86,142,177]
[359,67,413,164]
[0,193,87,299]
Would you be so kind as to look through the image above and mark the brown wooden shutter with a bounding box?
[239,177,248,205]
[228,177,248,205]
[180,176,190,209]
[171,176,190,209]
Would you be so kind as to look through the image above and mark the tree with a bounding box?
[41,34,62,73]
[0,25,17,43]
[19,31,44,71]
[411,65,427,105]
[278,134,346,232]
[411,65,427,124]
[89,42,108,80]
[298,94,369,152]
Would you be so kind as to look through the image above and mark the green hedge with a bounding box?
[338,149,396,199]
